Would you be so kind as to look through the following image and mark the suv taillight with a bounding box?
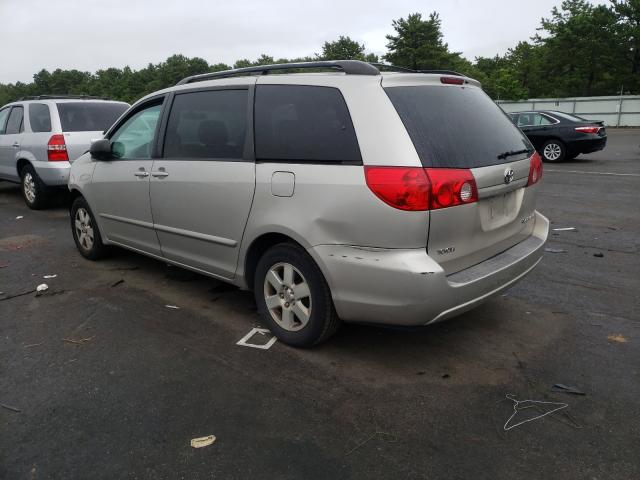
[527,151,543,186]
[364,167,478,211]
[47,134,68,161]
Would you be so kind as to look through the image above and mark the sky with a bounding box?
[0,0,604,84]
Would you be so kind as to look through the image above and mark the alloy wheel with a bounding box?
[543,143,562,161]
[23,172,36,203]
[263,262,312,331]
[75,207,95,251]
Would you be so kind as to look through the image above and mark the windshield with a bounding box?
[385,85,531,168]
[57,102,128,132]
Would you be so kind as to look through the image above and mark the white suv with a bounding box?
[0,96,128,209]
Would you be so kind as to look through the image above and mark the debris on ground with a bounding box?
[15,216,23,220]
[62,336,95,345]
[607,334,628,343]
[345,431,398,456]
[43,274,57,279]
[0,261,8,268]
[552,227,577,232]
[111,279,124,288]
[165,305,180,309]
[503,394,569,431]
[237,327,277,350]
[1,403,21,413]
[0,289,36,302]
[35,284,48,295]
[442,373,450,379]
[552,383,586,395]
[24,342,44,349]
[593,252,604,258]
[545,248,567,253]
[190,435,216,448]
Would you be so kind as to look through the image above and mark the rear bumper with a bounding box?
[311,211,549,327]
[33,161,71,186]
[568,136,607,154]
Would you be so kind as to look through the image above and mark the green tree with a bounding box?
[320,36,368,60]
[611,0,640,91]
[384,12,462,70]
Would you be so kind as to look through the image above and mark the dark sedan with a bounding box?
[508,110,607,162]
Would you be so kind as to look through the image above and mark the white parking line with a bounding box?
[545,169,640,177]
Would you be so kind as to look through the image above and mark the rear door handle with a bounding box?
[12,142,19,148]
[151,169,169,178]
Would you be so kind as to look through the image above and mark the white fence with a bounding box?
[497,95,640,127]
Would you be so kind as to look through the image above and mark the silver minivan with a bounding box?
[0,96,129,208]
[68,61,548,347]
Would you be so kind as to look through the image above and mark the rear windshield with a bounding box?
[56,102,128,132]
[550,111,588,122]
[385,85,531,168]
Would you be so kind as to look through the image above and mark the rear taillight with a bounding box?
[527,151,543,186]
[425,168,478,209]
[575,126,600,134]
[440,76,464,85]
[364,167,430,211]
[47,134,68,162]
[364,167,478,211]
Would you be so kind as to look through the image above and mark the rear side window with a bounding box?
[0,108,10,134]
[163,89,247,159]
[254,85,361,163]
[385,86,531,168]
[5,106,24,134]
[56,102,128,132]
[29,103,52,132]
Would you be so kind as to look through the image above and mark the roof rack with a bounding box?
[417,70,465,77]
[176,60,380,85]
[369,63,416,73]
[17,95,111,101]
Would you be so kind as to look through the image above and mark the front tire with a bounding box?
[20,164,50,210]
[541,139,566,162]
[254,243,340,347]
[70,196,107,260]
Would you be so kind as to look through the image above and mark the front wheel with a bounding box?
[254,243,340,347]
[541,139,566,162]
[70,196,107,260]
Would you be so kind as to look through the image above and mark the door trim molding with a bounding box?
[100,213,154,230]
[154,223,238,247]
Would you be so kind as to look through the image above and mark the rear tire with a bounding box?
[254,243,340,347]
[20,164,50,210]
[541,139,566,162]
[70,196,107,260]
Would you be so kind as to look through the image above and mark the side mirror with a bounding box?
[90,139,112,160]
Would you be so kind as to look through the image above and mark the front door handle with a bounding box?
[151,168,169,178]
[12,142,19,148]
[133,170,149,178]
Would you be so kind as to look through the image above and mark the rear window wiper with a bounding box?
[497,148,532,160]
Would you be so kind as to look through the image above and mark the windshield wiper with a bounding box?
[497,148,532,160]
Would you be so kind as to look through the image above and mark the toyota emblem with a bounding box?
[504,168,515,184]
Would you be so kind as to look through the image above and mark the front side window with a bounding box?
[5,106,24,134]
[254,85,361,163]
[110,102,162,159]
[29,103,52,133]
[163,89,248,159]
[0,108,10,134]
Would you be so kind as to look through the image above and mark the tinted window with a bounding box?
[29,103,52,132]
[57,102,128,132]
[110,103,162,159]
[0,108,9,134]
[5,106,24,134]
[385,86,531,168]
[551,111,588,122]
[255,85,361,163]
[164,90,247,159]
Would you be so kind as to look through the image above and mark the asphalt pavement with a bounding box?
[1,129,639,479]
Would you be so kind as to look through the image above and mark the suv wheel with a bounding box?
[541,140,566,162]
[20,164,49,209]
[70,196,107,260]
[254,243,340,347]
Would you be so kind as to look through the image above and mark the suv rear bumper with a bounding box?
[311,211,549,327]
[34,161,71,186]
